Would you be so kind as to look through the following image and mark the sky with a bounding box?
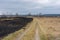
[0,0,60,15]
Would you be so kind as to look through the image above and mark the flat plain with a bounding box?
[1,17,60,40]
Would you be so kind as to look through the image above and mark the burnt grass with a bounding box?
[0,17,33,38]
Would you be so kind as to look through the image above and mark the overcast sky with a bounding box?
[0,0,60,15]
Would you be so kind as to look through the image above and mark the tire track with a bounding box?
[35,27,40,40]
[15,20,35,40]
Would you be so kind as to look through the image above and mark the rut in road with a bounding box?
[15,18,42,40]
[15,22,34,40]
[35,27,40,40]
[2,18,48,40]
[15,19,36,40]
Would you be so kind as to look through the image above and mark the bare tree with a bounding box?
[28,12,31,16]
[15,13,19,17]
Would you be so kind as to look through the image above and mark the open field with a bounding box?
[38,17,60,40]
[1,17,60,40]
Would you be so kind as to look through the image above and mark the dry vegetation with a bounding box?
[1,17,60,40]
[20,18,36,40]
[38,17,60,40]
[0,17,33,40]
[2,21,33,40]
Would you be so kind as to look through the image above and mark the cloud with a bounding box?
[32,0,49,4]
[0,0,60,9]
[0,0,60,14]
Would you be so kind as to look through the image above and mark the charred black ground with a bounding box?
[0,17,33,38]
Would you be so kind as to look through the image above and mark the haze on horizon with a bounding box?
[0,0,60,15]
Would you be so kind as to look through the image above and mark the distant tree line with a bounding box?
[0,12,43,17]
